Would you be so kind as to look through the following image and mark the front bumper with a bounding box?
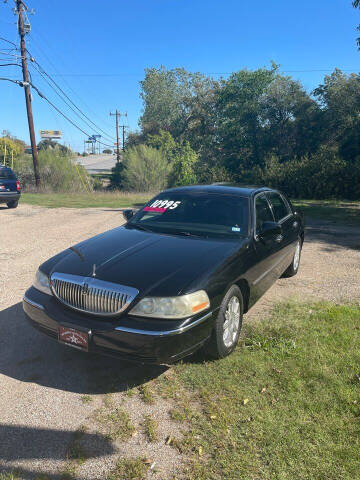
[0,192,20,204]
[23,287,215,364]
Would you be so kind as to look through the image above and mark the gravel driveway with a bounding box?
[1,204,359,479]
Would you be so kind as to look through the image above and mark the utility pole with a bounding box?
[120,125,128,151]
[110,111,127,162]
[16,0,41,188]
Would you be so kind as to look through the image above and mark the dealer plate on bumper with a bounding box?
[58,326,89,351]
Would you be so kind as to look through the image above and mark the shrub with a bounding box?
[121,144,171,191]
[13,150,92,192]
[169,141,198,186]
[248,145,360,200]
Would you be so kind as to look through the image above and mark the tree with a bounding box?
[140,66,217,140]
[170,141,198,186]
[37,139,71,155]
[147,129,176,161]
[313,69,360,161]
[102,149,112,154]
[146,130,199,186]
[216,66,277,177]
[353,1,360,48]
[0,137,22,165]
[260,75,322,160]
[121,145,171,191]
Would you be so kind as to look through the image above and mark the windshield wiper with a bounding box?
[177,231,208,238]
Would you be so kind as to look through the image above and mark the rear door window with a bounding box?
[0,168,16,180]
[255,194,274,234]
[267,192,290,222]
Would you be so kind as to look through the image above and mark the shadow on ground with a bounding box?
[0,424,115,461]
[0,303,166,395]
[304,219,360,252]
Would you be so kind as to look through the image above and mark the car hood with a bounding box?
[42,226,241,296]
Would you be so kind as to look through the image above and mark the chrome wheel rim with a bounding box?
[223,296,240,348]
[293,241,301,271]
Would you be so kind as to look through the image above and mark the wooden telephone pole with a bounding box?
[16,0,41,187]
[110,111,127,162]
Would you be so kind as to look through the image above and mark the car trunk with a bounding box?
[0,178,17,192]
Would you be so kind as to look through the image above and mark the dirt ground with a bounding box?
[1,204,359,479]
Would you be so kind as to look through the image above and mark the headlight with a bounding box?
[129,290,210,319]
[33,269,52,296]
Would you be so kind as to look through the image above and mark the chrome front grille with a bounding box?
[50,272,139,316]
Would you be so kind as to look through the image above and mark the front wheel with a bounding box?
[204,285,243,359]
[7,200,18,209]
[282,238,302,277]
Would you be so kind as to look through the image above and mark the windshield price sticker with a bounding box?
[144,199,181,213]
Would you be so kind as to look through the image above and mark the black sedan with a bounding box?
[0,165,21,208]
[23,185,304,364]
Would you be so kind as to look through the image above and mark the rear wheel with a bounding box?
[7,200,18,209]
[282,238,302,277]
[204,285,243,359]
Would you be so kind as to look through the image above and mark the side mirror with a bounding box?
[123,209,135,221]
[258,221,282,239]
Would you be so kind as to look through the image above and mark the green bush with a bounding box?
[169,141,198,186]
[13,150,92,193]
[246,145,360,199]
[121,145,171,192]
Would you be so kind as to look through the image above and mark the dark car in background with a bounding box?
[23,184,304,364]
[0,166,21,209]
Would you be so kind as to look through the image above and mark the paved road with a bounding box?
[1,204,359,479]
[75,154,118,174]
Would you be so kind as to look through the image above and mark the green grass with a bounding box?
[80,394,93,404]
[108,457,150,480]
[21,192,151,209]
[143,415,158,442]
[138,384,155,404]
[97,407,135,441]
[157,302,360,480]
[0,473,21,480]
[293,199,360,226]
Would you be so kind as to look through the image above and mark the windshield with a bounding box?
[128,191,249,238]
[0,168,16,180]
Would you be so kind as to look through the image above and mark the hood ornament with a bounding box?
[92,264,96,277]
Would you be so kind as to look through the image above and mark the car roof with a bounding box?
[162,183,273,198]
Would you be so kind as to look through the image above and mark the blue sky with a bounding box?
[0,0,359,152]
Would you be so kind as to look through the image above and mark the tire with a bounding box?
[204,285,243,360]
[282,237,302,278]
[7,200,18,209]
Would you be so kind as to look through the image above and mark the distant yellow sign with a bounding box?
[40,130,62,139]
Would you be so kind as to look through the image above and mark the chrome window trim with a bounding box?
[253,191,275,240]
[115,311,213,337]
[266,191,292,224]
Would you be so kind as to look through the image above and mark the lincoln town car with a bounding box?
[23,185,304,363]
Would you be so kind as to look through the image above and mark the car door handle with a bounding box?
[292,221,298,229]
[275,234,283,243]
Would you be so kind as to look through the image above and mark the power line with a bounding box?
[28,31,115,130]
[0,36,17,48]
[28,55,116,143]
[11,68,358,77]
[29,81,114,148]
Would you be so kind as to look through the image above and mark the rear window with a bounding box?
[0,168,16,180]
